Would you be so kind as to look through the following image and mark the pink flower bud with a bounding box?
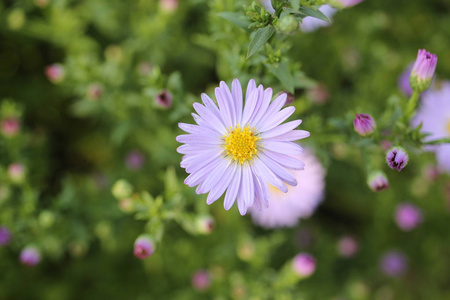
[410,49,437,93]
[0,226,12,246]
[159,0,178,13]
[45,64,65,84]
[125,150,145,170]
[277,91,295,106]
[337,236,358,257]
[134,236,154,259]
[395,203,423,231]
[8,163,25,182]
[386,147,409,172]
[20,246,41,266]
[353,113,376,136]
[307,84,329,104]
[195,215,215,235]
[156,90,173,108]
[367,171,389,192]
[293,253,316,277]
[1,117,20,137]
[191,270,211,291]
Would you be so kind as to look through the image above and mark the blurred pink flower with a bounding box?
[395,202,423,231]
[20,247,41,266]
[1,117,20,137]
[293,253,316,277]
[337,236,358,257]
[45,64,65,84]
[0,226,12,246]
[134,236,154,259]
[125,150,145,170]
[191,270,211,291]
[380,250,407,277]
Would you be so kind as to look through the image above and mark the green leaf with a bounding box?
[299,7,331,23]
[267,62,295,93]
[247,25,276,59]
[218,12,251,31]
[288,0,300,10]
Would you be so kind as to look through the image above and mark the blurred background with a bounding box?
[0,0,450,299]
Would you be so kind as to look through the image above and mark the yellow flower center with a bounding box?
[447,120,450,135]
[224,125,260,164]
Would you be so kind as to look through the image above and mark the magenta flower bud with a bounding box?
[87,83,103,100]
[259,0,275,14]
[353,113,376,136]
[159,0,178,13]
[277,92,295,106]
[191,270,211,291]
[410,49,437,93]
[134,236,154,259]
[337,236,358,257]
[20,246,41,266]
[1,117,20,137]
[292,253,316,277]
[0,226,12,246]
[386,147,409,171]
[307,84,329,104]
[8,163,25,183]
[398,63,413,97]
[336,0,364,8]
[395,202,423,231]
[45,64,65,84]
[156,90,173,108]
[367,171,389,192]
[195,215,215,235]
[380,251,407,277]
[125,150,145,170]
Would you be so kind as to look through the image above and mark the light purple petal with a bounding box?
[262,141,304,156]
[259,119,302,139]
[220,81,236,125]
[193,103,227,134]
[224,165,242,210]
[255,93,287,130]
[176,134,222,145]
[242,164,255,207]
[249,88,273,127]
[198,158,232,194]
[215,85,233,128]
[206,162,237,205]
[253,158,288,193]
[264,130,310,142]
[263,150,305,170]
[241,89,260,126]
[201,93,222,120]
[232,79,243,124]
[258,152,297,186]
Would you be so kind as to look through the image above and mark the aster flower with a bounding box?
[353,113,376,136]
[412,81,450,172]
[410,49,437,93]
[300,5,336,33]
[0,226,12,246]
[177,79,309,215]
[367,171,389,192]
[249,150,325,228]
[45,64,65,84]
[395,202,423,231]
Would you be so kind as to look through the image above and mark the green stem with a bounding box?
[405,90,420,121]
[423,137,450,145]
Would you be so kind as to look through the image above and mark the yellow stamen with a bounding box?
[447,120,450,135]
[224,125,260,164]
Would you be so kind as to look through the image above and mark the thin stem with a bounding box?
[423,137,450,145]
[405,90,420,121]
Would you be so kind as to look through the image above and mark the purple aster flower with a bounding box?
[395,202,423,231]
[380,251,407,277]
[300,5,337,33]
[386,147,409,172]
[398,63,413,97]
[45,64,65,84]
[353,113,376,136]
[134,236,154,259]
[0,226,12,246]
[410,49,437,93]
[292,253,316,277]
[336,0,364,7]
[367,171,389,192]
[177,79,310,215]
[20,246,41,266]
[125,150,145,170]
[258,0,275,14]
[337,236,358,257]
[412,81,450,173]
[191,270,211,291]
[156,90,173,108]
[249,150,325,228]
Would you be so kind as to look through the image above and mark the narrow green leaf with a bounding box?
[299,7,330,23]
[267,62,295,93]
[247,25,276,59]
[218,12,251,31]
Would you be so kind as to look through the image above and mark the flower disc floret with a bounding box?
[224,125,260,164]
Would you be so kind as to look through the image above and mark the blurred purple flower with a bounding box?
[0,226,12,246]
[307,84,329,104]
[156,90,173,108]
[412,81,450,173]
[380,251,407,277]
[337,236,358,257]
[410,49,437,93]
[300,5,336,33]
[367,171,389,192]
[395,202,423,231]
[1,117,20,137]
[293,253,316,277]
[354,113,376,136]
[191,270,211,291]
[250,150,326,228]
[45,64,65,84]
[20,247,41,266]
[125,150,145,170]
[398,63,413,97]
[386,147,409,172]
[134,236,154,259]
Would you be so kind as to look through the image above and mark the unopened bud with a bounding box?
[386,147,409,172]
[195,215,215,235]
[353,113,376,136]
[45,64,65,84]
[277,15,299,34]
[367,171,389,192]
[1,117,20,137]
[191,270,211,291]
[156,90,173,108]
[8,163,25,183]
[409,49,437,93]
[134,236,155,259]
[111,179,133,199]
[292,253,316,277]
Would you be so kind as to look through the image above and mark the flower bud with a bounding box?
[125,150,145,170]
[307,84,329,104]
[277,15,299,34]
[0,226,12,246]
[87,83,103,100]
[409,49,437,93]
[134,236,155,259]
[337,236,358,257]
[353,113,376,136]
[156,90,173,108]
[380,251,407,277]
[191,270,211,291]
[395,202,423,231]
[20,246,41,266]
[258,0,275,14]
[367,171,389,192]
[45,64,65,84]
[111,179,133,199]
[386,147,409,172]
[1,117,20,137]
[8,163,26,183]
[159,0,178,13]
[276,92,295,106]
[292,253,316,277]
[195,215,215,235]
